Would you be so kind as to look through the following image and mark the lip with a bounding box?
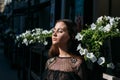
[52,38,57,41]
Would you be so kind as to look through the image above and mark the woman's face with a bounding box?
[52,22,70,46]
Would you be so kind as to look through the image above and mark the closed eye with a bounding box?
[57,29,63,33]
[52,28,64,33]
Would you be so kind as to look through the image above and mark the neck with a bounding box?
[58,47,71,57]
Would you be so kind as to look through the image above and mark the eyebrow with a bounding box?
[53,27,64,30]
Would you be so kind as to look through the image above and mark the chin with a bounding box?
[52,42,58,46]
[52,42,57,45]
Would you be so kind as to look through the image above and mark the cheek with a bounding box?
[59,34,70,43]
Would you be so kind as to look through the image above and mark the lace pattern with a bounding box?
[42,57,87,80]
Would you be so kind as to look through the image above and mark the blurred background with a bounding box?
[0,0,120,80]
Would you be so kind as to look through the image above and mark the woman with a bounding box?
[42,19,88,80]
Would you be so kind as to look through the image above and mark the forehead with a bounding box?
[54,22,67,30]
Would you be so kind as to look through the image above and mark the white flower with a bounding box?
[75,33,83,41]
[83,49,88,55]
[49,29,53,33]
[16,28,52,46]
[77,44,90,56]
[79,48,88,56]
[42,30,49,34]
[86,53,97,63]
[34,28,43,33]
[97,57,105,65]
[107,62,115,69]
[98,26,104,31]
[22,38,28,46]
[103,24,112,32]
[76,16,120,68]
[79,48,84,55]
[97,16,103,23]
[104,16,110,20]
[109,18,115,26]
[90,23,96,30]
[116,17,120,21]
[116,29,119,32]
[77,44,82,51]
[98,41,102,45]
[36,36,40,39]
[29,40,34,44]
[16,36,19,40]
[43,41,48,45]
[25,30,31,35]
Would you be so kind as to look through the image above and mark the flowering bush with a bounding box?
[16,16,120,69]
[16,28,52,46]
[75,16,120,69]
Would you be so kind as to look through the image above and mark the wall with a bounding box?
[93,0,120,21]
[111,0,120,16]
[93,0,109,21]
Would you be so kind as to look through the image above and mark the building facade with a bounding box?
[0,0,120,79]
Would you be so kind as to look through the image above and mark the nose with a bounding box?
[52,31,57,36]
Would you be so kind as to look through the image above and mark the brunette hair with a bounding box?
[49,19,80,57]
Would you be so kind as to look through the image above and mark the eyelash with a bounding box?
[52,29,63,33]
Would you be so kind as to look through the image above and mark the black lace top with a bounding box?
[42,57,87,80]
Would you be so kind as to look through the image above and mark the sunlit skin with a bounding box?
[52,22,71,57]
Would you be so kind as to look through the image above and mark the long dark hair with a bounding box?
[49,19,80,57]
